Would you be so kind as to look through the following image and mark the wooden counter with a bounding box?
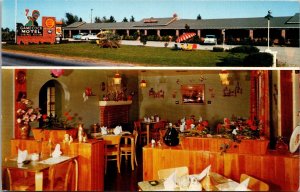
[10,139,105,191]
[143,143,299,191]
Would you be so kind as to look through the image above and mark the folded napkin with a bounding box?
[114,126,122,135]
[180,123,186,132]
[188,177,202,191]
[17,149,28,164]
[52,144,62,158]
[190,124,195,129]
[235,178,250,191]
[190,165,211,181]
[163,171,177,190]
[101,126,108,135]
[181,117,186,124]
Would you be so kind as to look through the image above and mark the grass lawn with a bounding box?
[2,43,246,67]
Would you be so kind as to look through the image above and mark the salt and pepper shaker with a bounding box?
[78,124,83,142]
[151,139,156,148]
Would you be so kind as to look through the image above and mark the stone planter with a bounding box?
[32,128,78,143]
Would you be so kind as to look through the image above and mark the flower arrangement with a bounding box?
[16,99,42,125]
[218,117,262,140]
[41,110,82,130]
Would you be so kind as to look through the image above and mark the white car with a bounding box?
[81,33,99,40]
[203,35,217,45]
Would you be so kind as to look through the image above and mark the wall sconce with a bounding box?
[140,79,147,88]
[219,70,229,85]
[113,72,122,85]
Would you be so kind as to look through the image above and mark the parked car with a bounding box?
[72,33,88,40]
[203,35,217,45]
[81,33,99,40]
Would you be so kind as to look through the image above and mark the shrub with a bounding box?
[243,52,273,67]
[140,35,147,46]
[229,45,259,54]
[216,56,243,67]
[213,47,224,52]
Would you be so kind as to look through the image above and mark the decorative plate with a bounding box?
[289,126,300,153]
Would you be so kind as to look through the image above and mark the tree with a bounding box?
[65,13,81,25]
[197,14,202,20]
[140,34,147,46]
[122,17,128,22]
[94,17,102,23]
[185,24,190,32]
[109,16,116,23]
[130,16,135,22]
[102,16,108,23]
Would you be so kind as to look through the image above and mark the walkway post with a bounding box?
[15,0,17,44]
[91,9,93,23]
[264,10,273,51]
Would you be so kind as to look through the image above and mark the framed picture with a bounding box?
[181,84,205,104]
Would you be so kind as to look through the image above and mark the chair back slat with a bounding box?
[240,173,269,191]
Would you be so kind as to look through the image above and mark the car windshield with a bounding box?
[206,35,215,38]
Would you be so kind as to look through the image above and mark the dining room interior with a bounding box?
[1,68,299,191]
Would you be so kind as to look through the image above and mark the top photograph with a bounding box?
[2,0,299,67]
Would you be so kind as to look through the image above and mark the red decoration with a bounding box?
[51,69,64,78]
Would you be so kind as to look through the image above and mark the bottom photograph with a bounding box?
[1,69,299,191]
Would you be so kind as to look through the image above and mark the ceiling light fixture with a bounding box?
[140,79,147,88]
[113,72,122,85]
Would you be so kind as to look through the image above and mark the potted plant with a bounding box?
[32,110,82,143]
[16,99,42,139]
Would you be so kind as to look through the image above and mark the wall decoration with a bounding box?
[16,71,26,84]
[149,88,164,98]
[199,73,207,82]
[223,81,242,97]
[172,91,177,98]
[208,88,215,98]
[181,84,205,104]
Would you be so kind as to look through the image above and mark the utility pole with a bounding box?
[265,10,273,51]
[90,9,93,23]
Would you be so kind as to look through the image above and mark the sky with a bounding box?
[1,0,299,30]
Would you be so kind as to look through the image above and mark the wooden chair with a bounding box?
[103,135,122,173]
[158,166,189,179]
[6,169,35,191]
[150,121,166,141]
[135,120,147,146]
[45,158,78,191]
[120,130,138,171]
[240,173,269,191]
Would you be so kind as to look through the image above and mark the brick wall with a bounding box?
[99,105,130,127]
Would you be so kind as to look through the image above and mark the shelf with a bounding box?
[99,100,132,106]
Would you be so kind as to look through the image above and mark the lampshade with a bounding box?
[113,73,122,85]
[140,79,147,88]
[219,70,229,85]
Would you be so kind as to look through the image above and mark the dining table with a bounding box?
[138,172,242,191]
[2,154,78,191]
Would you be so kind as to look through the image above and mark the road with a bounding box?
[1,51,135,67]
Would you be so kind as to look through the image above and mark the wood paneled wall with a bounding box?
[10,139,104,191]
[143,145,299,191]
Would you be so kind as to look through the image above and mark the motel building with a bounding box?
[63,13,299,46]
